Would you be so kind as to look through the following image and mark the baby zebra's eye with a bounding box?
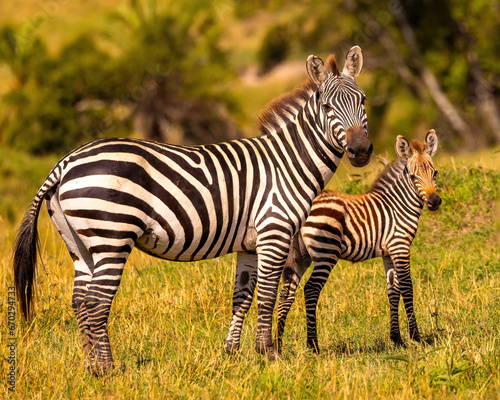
[433,170,438,179]
[410,174,416,180]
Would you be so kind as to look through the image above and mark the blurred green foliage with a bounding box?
[257,23,290,74]
[0,0,498,154]
[251,0,500,151]
[0,0,236,154]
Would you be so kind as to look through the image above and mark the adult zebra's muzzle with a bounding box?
[427,192,442,211]
[345,125,373,167]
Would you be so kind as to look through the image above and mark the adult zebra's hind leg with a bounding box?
[46,192,96,369]
[85,247,132,374]
[224,251,258,354]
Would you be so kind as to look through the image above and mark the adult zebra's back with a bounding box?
[13,46,372,373]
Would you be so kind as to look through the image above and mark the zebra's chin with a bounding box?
[347,152,372,167]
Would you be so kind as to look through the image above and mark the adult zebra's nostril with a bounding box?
[427,192,441,211]
[346,148,356,159]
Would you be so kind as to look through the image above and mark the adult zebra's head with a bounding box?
[306,46,372,167]
[396,130,442,211]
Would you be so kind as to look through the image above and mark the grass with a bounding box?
[0,146,499,399]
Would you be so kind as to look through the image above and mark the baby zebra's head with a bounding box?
[395,130,442,211]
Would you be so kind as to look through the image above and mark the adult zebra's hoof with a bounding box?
[256,342,281,361]
[410,329,421,343]
[306,339,320,354]
[223,340,240,355]
[86,360,115,376]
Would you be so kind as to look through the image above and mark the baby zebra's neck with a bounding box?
[366,159,425,212]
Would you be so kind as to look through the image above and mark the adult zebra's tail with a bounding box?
[13,167,61,320]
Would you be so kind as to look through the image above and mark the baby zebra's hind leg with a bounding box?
[276,234,311,353]
[303,257,338,353]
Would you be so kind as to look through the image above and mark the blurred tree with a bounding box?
[0,26,46,88]
[245,0,500,150]
[1,33,121,153]
[257,23,291,74]
[112,0,241,144]
[0,0,240,154]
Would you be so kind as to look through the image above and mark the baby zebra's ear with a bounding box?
[424,129,438,157]
[395,135,414,161]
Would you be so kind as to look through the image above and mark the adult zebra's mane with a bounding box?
[258,55,340,135]
[366,159,406,194]
[257,80,317,134]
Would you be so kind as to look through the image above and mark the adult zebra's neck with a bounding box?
[258,83,344,196]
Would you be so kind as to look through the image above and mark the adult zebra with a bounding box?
[13,46,372,373]
[276,130,440,353]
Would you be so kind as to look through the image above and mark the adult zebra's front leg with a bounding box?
[224,252,258,354]
[255,242,289,360]
[276,233,312,353]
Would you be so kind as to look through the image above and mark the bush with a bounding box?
[257,23,291,74]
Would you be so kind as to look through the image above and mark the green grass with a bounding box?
[0,148,499,399]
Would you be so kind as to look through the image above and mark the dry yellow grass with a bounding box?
[1,147,498,398]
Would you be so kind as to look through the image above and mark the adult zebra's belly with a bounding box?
[135,218,250,261]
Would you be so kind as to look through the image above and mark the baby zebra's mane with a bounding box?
[366,159,406,194]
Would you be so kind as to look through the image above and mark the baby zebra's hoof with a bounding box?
[390,332,406,348]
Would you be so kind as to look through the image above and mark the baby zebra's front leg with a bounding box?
[383,255,405,347]
[389,250,421,343]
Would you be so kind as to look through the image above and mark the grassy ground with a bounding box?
[0,146,498,399]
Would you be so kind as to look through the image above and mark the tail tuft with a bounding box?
[13,207,42,320]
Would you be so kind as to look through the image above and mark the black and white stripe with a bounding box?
[277,130,440,352]
[13,46,372,373]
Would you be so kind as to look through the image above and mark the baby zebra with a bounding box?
[277,130,441,352]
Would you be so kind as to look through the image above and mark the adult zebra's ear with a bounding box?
[395,135,414,161]
[306,55,328,86]
[342,46,363,81]
[424,129,438,157]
